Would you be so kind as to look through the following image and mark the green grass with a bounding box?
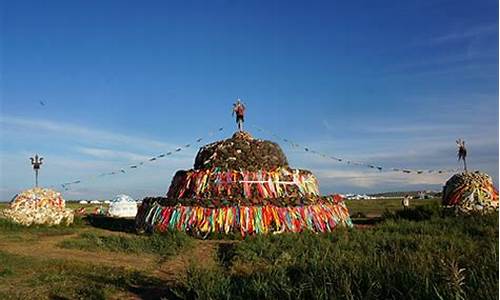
[0,214,87,230]
[346,198,439,217]
[0,217,85,243]
[58,231,193,257]
[0,201,109,213]
[0,250,173,300]
[177,206,498,300]
[0,199,497,299]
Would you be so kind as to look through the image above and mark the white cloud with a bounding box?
[0,150,195,200]
[429,24,497,44]
[77,147,151,161]
[359,124,468,134]
[316,169,450,189]
[0,115,174,149]
[0,116,205,200]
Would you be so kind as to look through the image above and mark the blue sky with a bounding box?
[1,0,498,200]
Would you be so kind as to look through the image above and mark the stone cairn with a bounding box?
[1,188,74,226]
[442,171,499,213]
[135,131,352,237]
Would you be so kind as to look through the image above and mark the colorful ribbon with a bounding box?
[135,195,352,237]
[167,167,320,200]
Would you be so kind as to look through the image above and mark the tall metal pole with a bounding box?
[30,154,43,188]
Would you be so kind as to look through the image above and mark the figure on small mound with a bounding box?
[232,99,246,131]
[443,140,498,213]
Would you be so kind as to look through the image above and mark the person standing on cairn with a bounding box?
[456,139,467,172]
[232,98,246,131]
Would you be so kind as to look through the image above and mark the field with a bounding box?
[0,199,497,299]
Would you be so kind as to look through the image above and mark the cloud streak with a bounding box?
[429,24,498,45]
[0,115,174,150]
[316,169,450,189]
[0,116,203,200]
[77,147,151,161]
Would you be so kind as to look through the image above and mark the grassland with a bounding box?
[346,198,438,217]
[0,199,497,299]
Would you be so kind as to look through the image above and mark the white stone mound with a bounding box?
[108,194,138,218]
[1,188,74,226]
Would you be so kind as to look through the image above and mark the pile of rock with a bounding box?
[442,171,499,213]
[2,188,74,226]
[136,130,352,236]
[194,131,288,171]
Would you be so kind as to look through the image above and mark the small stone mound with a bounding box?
[442,171,499,213]
[1,188,74,226]
[194,131,288,171]
[108,194,138,218]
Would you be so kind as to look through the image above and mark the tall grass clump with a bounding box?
[175,208,498,299]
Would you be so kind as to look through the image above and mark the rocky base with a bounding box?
[135,195,352,237]
[143,194,342,208]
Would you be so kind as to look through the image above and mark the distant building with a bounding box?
[90,200,101,204]
[78,200,88,204]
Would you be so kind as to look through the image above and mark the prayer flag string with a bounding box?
[52,127,225,191]
[253,125,459,175]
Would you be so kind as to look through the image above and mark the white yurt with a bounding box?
[108,194,138,218]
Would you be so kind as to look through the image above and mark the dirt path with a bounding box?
[155,239,221,283]
[0,230,160,273]
[0,227,238,299]
[0,228,228,283]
